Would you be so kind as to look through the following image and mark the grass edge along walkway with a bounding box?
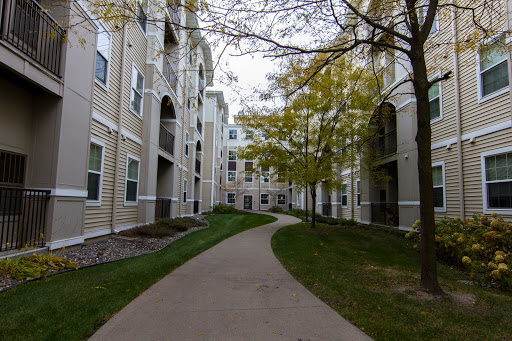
[0,213,277,341]
[272,222,512,341]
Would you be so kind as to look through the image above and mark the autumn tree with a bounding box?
[237,54,379,228]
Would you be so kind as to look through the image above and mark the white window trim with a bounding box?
[130,62,145,119]
[341,182,348,208]
[277,194,286,205]
[427,14,439,39]
[227,192,236,204]
[261,169,270,183]
[260,193,270,205]
[477,36,510,104]
[227,171,236,182]
[94,25,112,90]
[228,150,237,161]
[229,129,238,140]
[429,71,443,124]
[185,132,189,156]
[356,179,361,208]
[86,138,105,207]
[183,179,188,203]
[432,161,447,213]
[481,146,512,215]
[136,0,148,37]
[124,154,140,206]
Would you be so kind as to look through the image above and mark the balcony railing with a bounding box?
[155,197,171,220]
[195,159,201,174]
[1,186,50,252]
[1,0,65,76]
[163,55,178,93]
[168,3,180,26]
[196,117,202,135]
[193,200,199,214]
[375,129,397,156]
[370,202,399,226]
[159,123,175,155]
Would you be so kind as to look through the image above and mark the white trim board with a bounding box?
[46,236,85,250]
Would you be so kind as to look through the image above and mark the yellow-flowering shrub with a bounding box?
[409,213,512,288]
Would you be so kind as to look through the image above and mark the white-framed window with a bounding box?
[130,63,144,117]
[228,171,236,182]
[482,147,512,214]
[261,166,269,183]
[260,193,269,205]
[228,150,237,161]
[261,130,268,140]
[429,78,442,122]
[183,179,187,203]
[229,129,237,139]
[124,154,140,205]
[185,132,189,156]
[277,194,286,205]
[432,161,446,212]
[95,27,111,87]
[227,192,236,204]
[297,192,301,206]
[137,0,147,34]
[245,161,253,182]
[356,180,361,207]
[478,36,509,101]
[341,183,348,207]
[87,140,104,206]
[245,130,253,139]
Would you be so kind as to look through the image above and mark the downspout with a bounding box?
[452,3,465,218]
[112,24,128,234]
[179,68,187,217]
[210,105,217,208]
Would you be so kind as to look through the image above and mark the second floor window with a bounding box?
[261,166,269,183]
[228,150,237,160]
[229,129,237,139]
[480,37,509,98]
[138,0,147,33]
[130,65,144,116]
[228,171,236,182]
[95,28,110,85]
[429,81,441,121]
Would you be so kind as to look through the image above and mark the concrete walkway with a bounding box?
[90,212,372,341]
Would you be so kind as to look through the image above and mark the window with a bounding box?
[356,180,361,207]
[260,193,269,205]
[479,36,509,98]
[227,192,236,204]
[185,132,189,156]
[261,166,269,183]
[138,0,147,33]
[87,141,104,204]
[0,150,26,186]
[229,129,237,139]
[228,171,236,182]
[95,28,110,85]
[432,163,445,211]
[429,81,442,121]
[245,161,253,182]
[245,130,253,139]
[418,10,439,37]
[341,184,348,207]
[228,150,237,160]
[130,64,144,116]
[483,151,512,210]
[278,194,286,205]
[261,130,268,140]
[125,155,140,204]
[183,179,187,203]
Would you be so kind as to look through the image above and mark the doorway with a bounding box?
[244,195,252,210]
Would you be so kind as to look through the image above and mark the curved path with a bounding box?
[90,212,372,341]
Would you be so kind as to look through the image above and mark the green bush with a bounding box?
[120,217,207,238]
[212,204,238,214]
[0,254,78,280]
[339,217,358,226]
[268,206,283,213]
[316,216,339,225]
[286,208,321,218]
[408,213,512,288]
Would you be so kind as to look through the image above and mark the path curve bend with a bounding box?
[90,212,372,341]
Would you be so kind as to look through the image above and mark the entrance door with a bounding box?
[244,195,252,209]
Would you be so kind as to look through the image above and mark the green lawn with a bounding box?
[272,223,512,341]
[0,213,276,341]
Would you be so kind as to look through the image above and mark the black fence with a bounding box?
[196,118,202,135]
[155,198,171,220]
[163,55,178,93]
[370,202,399,226]
[159,123,175,155]
[375,129,397,156]
[1,186,50,252]
[1,0,65,76]
[195,159,201,174]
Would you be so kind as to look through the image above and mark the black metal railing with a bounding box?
[322,203,332,217]
[375,129,397,156]
[163,55,178,93]
[155,197,171,220]
[370,202,399,226]
[196,118,202,135]
[1,186,50,252]
[195,159,201,174]
[1,0,65,76]
[159,123,175,155]
[193,200,199,214]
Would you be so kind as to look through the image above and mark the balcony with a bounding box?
[196,117,202,135]
[195,159,201,174]
[370,202,399,226]
[163,55,178,93]
[0,186,50,252]
[159,123,175,155]
[0,0,65,77]
[375,129,397,156]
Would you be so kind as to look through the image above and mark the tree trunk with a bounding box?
[311,188,317,229]
[305,185,309,222]
[411,50,444,295]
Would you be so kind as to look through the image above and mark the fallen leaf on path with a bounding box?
[292,294,296,297]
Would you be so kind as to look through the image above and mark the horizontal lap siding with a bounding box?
[432,145,461,220]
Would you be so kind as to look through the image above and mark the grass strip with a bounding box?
[0,213,276,341]
[272,223,512,341]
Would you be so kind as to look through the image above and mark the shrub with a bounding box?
[339,218,358,226]
[268,206,283,213]
[120,217,207,238]
[212,204,238,214]
[0,254,78,280]
[316,216,340,225]
[286,208,321,218]
[409,213,512,288]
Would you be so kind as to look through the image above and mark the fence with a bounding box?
[159,123,175,155]
[155,198,171,220]
[370,202,399,226]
